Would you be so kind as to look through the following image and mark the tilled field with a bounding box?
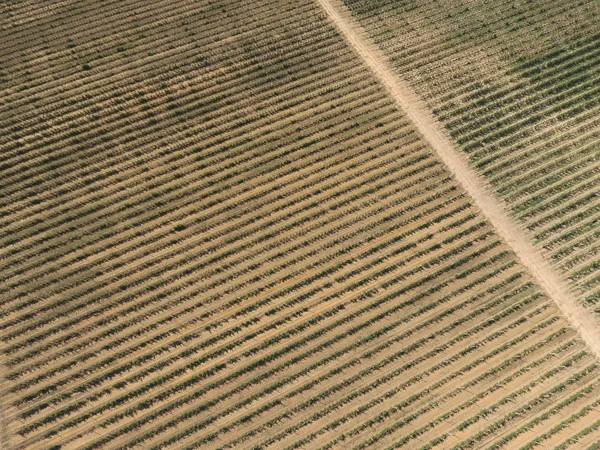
[342,0,600,309]
[2,0,600,449]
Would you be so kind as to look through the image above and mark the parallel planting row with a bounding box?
[343,0,600,307]
[2,0,600,449]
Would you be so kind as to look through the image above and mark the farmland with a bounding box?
[342,0,600,308]
[2,0,600,449]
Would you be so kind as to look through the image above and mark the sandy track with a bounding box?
[0,342,10,450]
[317,0,600,359]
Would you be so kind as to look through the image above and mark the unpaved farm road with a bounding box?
[317,0,600,359]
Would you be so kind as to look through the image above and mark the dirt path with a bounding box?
[0,348,10,450]
[317,0,600,359]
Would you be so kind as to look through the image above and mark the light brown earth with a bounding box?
[317,0,600,359]
[3,0,600,448]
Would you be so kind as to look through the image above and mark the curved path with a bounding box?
[317,0,600,358]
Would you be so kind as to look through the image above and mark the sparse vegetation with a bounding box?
[344,0,600,307]
[2,0,600,449]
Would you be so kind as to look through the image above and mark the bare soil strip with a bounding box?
[317,0,600,359]
[0,356,9,450]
